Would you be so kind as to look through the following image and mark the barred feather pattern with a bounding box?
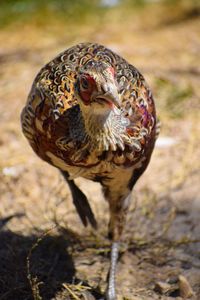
[21,42,157,187]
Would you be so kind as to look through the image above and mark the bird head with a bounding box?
[75,61,121,115]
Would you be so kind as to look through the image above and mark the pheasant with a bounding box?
[21,42,158,300]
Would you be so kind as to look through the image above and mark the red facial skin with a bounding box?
[79,75,96,105]
[79,68,116,108]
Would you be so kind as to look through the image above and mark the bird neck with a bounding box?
[81,107,129,152]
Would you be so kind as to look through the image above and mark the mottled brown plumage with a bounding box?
[21,42,158,300]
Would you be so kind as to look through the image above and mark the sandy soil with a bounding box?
[0,3,200,300]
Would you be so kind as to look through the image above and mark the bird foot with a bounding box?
[105,289,117,300]
[99,293,117,300]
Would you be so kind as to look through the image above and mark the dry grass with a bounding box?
[0,1,200,299]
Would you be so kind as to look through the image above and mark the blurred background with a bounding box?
[0,1,200,299]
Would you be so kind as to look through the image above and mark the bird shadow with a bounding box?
[0,214,103,300]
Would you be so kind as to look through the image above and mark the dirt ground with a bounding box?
[0,2,200,300]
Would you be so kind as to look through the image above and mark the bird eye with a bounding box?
[81,77,89,90]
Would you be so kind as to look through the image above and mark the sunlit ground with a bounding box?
[0,1,200,299]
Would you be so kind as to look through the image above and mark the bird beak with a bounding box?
[96,85,121,109]
[103,92,121,108]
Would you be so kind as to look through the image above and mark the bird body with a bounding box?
[21,42,158,299]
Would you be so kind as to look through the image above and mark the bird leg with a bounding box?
[106,241,119,300]
[104,191,131,300]
[60,170,97,229]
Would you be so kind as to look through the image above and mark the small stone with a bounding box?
[178,275,194,298]
[2,165,24,178]
[154,281,178,295]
